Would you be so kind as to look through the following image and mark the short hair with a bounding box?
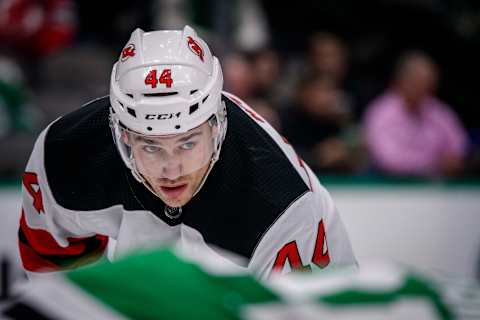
[393,50,437,81]
[296,72,336,93]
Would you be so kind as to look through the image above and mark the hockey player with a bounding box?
[18,26,356,279]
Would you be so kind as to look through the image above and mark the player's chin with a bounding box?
[162,196,190,208]
[156,187,192,207]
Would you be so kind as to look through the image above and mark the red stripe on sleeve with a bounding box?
[18,209,108,272]
[20,210,87,255]
[18,241,60,272]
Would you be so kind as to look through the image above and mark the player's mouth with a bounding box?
[159,184,188,199]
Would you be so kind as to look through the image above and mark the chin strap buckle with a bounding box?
[164,205,182,219]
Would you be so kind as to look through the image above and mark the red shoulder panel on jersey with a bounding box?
[19,241,60,272]
[18,210,108,272]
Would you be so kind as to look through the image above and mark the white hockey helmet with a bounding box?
[109,25,227,185]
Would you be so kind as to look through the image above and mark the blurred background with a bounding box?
[1,0,479,299]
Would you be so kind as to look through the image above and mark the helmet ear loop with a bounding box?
[113,118,146,185]
[191,105,227,198]
[125,141,145,184]
[208,102,227,163]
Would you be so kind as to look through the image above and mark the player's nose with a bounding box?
[161,159,183,180]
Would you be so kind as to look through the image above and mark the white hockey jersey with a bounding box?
[19,93,356,279]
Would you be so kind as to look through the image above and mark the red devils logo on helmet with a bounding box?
[187,36,204,62]
[121,44,136,61]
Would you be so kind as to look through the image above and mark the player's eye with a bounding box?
[143,145,160,153]
[180,142,196,150]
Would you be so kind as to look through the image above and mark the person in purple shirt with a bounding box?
[363,51,468,177]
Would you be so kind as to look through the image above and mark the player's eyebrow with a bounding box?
[175,131,202,143]
[134,136,159,145]
[133,130,203,145]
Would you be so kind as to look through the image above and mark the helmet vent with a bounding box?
[189,103,199,115]
[127,107,137,118]
[202,94,209,103]
[143,92,178,97]
[126,94,133,98]
[190,89,198,95]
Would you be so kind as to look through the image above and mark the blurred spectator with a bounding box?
[0,0,77,99]
[246,97,281,131]
[223,53,254,101]
[0,0,76,58]
[0,57,43,176]
[280,32,357,114]
[247,48,283,130]
[224,48,286,131]
[306,32,363,119]
[363,51,468,178]
[249,48,281,101]
[308,32,348,84]
[35,45,113,122]
[0,58,32,136]
[281,73,362,174]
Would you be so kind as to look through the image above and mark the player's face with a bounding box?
[143,161,210,207]
[127,121,215,207]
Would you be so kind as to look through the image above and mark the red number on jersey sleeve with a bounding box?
[272,241,310,272]
[271,219,330,273]
[22,172,44,214]
[312,220,330,268]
